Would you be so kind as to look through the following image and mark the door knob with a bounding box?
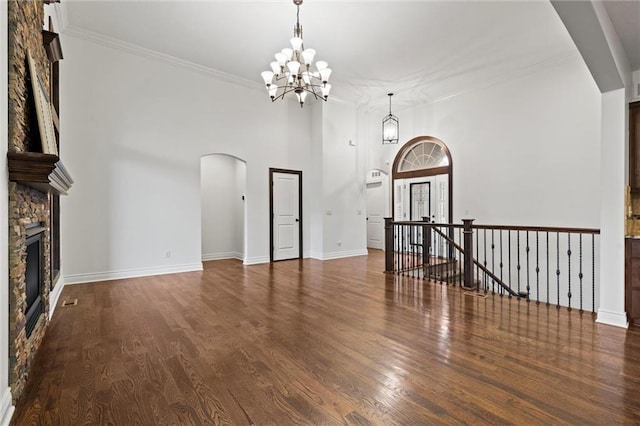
[295,218,299,222]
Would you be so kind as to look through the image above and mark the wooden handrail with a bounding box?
[390,220,599,235]
[431,226,464,253]
[431,224,520,298]
[471,224,600,234]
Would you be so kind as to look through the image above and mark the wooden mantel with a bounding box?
[8,151,73,195]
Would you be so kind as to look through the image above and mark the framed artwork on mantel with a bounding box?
[27,49,58,156]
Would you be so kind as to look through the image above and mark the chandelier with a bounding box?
[382,93,399,144]
[261,0,332,108]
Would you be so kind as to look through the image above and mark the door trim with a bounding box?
[269,168,303,262]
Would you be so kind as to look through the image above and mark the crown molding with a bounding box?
[61,25,265,93]
[430,51,583,105]
[359,51,583,114]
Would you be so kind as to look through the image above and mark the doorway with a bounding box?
[200,154,246,262]
[366,169,389,250]
[392,136,453,224]
[270,168,302,261]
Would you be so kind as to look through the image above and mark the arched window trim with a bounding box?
[391,136,453,223]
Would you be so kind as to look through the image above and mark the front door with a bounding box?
[270,169,302,261]
[409,181,431,221]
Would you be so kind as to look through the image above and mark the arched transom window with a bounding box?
[397,139,449,173]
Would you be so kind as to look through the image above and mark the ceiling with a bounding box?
[60,1,636,110]
[602,0,640,72]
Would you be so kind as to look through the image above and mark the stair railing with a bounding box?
[384,218,600,313]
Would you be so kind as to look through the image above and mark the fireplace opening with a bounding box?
[25,224,45,338]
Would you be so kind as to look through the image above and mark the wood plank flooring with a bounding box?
[11,250,640,425]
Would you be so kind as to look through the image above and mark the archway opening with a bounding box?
[200,154,247,263]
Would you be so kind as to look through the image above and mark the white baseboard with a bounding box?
[596,309,629,328]
[63,262,204,285]
[0,387,13,426]
[317,249,369,261]
[48,275,65,319]
[202,252,243,261]
[244,256,270,265]
[308,251,324,260]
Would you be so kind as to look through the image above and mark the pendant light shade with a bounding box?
[382,93,399,144]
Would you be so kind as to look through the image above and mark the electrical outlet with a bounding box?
[165,251,171,258]
[337,241,342,247]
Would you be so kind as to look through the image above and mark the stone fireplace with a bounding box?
[7,0,68,402]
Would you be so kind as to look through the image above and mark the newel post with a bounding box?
[463,219,475,289]
[422,216,431,267]
[384,217,394,272]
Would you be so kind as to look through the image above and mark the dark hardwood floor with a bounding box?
[11,250,640,425]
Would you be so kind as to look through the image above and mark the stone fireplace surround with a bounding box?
[7,0,55,402]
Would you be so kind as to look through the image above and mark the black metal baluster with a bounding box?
[459,227,463,288]
[579,233,583,314]
[476,228,479,289]
[526,231,530,300]
[546,232,550,306]
[400,225,407,275]
[592,234,595,314]
[556,232,560,308]
[517,231,521,295]
[499,230,504,296]
[483,229,488,292]
[491,230,495,294]
[412,225,416,278]
[535,231,540,304]
[567,233,572,311]
[508,230,512,298]
[434,226,439,282]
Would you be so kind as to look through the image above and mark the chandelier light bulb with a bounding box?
[275,52,287,67]
[321,83,331,99]
[261,71,274,86]
[290,37,303,52]
[301,48,316,65]
[261,0,332,107]
[319,68,332,83]
[287,60,301,75]
[281,48,293,61]
[315,61,328,71]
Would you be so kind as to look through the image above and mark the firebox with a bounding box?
[25,224,45,338]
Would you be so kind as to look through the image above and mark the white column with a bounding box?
[597,88,628,328]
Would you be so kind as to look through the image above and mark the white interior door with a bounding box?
[366,181,385,250]
[273,172,300,261]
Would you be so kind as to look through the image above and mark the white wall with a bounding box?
[367,56,601,228]
[308,102,324,258]
[1,2,13,423]
[321,101,367,258]
[200,155,245,261]
[60,33,317,281]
